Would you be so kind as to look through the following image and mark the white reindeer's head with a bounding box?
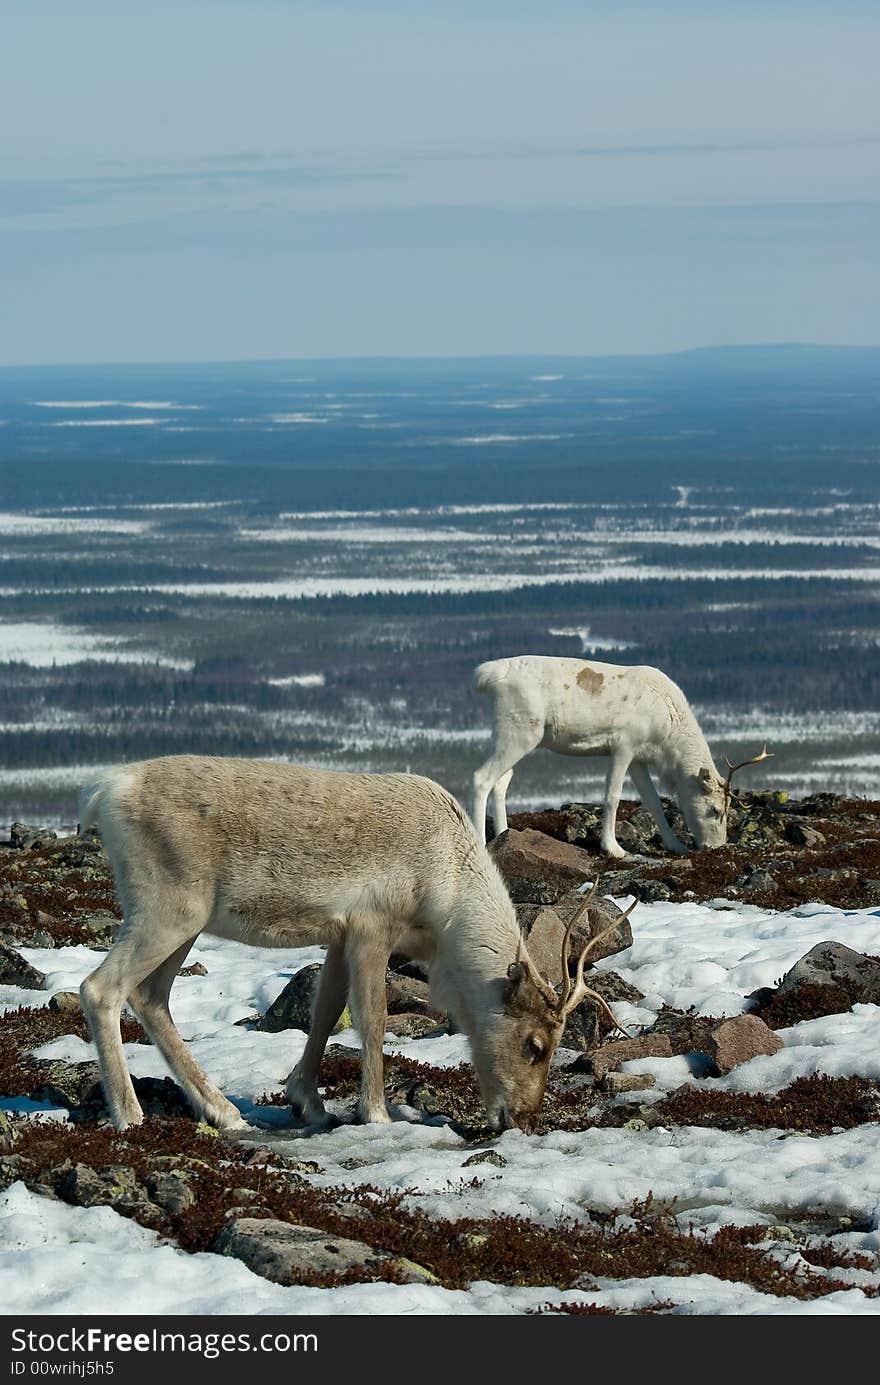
[681,744,773,849]
[467,886,634,1132]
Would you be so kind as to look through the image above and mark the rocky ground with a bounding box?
[2,793,880,1312]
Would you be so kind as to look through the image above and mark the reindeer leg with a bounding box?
[600,750,630,858]
[286,941,348,1125]
[129,938,247,1131]
[345,931,392,1124]
[629,761,687,855]
[491,768,514,835]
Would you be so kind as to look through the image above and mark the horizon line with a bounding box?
[3,341,880,372]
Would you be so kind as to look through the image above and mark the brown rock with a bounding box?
[521,892,634,985]
[705,1015,783,1075]
[582,1035,673,1080]
[490,828,596,902]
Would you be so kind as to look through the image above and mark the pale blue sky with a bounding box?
[2,1,878,364]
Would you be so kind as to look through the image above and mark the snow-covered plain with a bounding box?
[2,897,880,1316]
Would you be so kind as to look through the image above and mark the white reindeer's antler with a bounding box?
[723,742,773,802]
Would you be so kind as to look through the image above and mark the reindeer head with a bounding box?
[472,884,634,1132]
[683,744,772,849]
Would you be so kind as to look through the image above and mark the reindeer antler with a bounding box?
[556,882,637,1038]
[723,742,773,802]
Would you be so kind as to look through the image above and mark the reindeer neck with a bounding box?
[659,702,716,780]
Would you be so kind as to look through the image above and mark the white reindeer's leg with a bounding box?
[600,751,631,858]
[629,761,687,855]
[286,942,348,1124]
[80,915,202,1130]
[473,733,540,843]
[128,940,247,1131]
[345,932,392,1124]
[491,768,514,836]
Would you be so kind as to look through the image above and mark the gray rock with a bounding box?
[58,1163,142,1208]
[0,942,45,990]
[600,1071,657,1095]
[385,971,430,1014]
[214,1217,437,1285]
[461,1150,507,1168]
[741,869,777,893]
[144,1169,196,1214]
[49,991,82,1015]
[634,880,673,903]
[383,1013,441,1039]
[777,941,880,1003]
[256,963,322,1033]
[256,964,352,1035]
[10,822,57,851]
[784,821,827,848]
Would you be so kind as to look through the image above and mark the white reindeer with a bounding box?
[472,656,770,857]
[78,755,617,1134]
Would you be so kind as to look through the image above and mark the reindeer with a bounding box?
[472,656,771,856]
[77,756,622,1134]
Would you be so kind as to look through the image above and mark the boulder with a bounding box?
[383,1013,440,1039]
[489,828,596,902]
[256,964,350,1034]
[776,942,880,1003]
[784,822,827,848]
[143,1169,196,1214]
[10,822,57,851]
[521,891,633,986]
[601,1071,657,1095]
[48,991,82,1015]
[579,1035,674,1080]
[461,1150,507,1168]
[214,1217,437,1285]
[0,942,45,990]
[704,1015,783,1074]
[584,970,645,1006]
[645,1008,717,1054]
[385,972,431,1015]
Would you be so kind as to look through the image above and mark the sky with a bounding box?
[1,0,879,365]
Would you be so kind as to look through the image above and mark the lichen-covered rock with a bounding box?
[383,1013,440,1038]
[48,991,82,1015]
[461,1150,507,1168]
[777,941,880,1002]
[10,823,57,852]
[144,1168,196,1214]
[601,1071,657,1095]
[214,1217,437,1285]
[0,942,45,989]
[784,821,827,848]
[384,971,430,1015]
